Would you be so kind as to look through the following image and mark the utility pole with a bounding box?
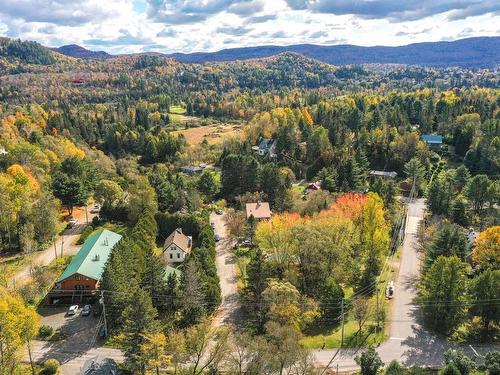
[101,290,107,337]
[340,298,345,347]
[60,234,64,257]
[376,286,380,333]
[85,205,89,224]
[53,236,57,259]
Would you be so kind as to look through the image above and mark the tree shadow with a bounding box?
[34,307,101,366]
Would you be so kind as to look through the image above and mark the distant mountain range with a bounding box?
[52,44,112,60]
[54,37,500,68]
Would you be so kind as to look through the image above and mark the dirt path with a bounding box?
[210,212,242,327]
[11,207,96,287]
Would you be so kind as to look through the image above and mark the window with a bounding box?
[170,253,173,259]
[177,253,180,259]
[75,275,81,280]
[171,246,176,250]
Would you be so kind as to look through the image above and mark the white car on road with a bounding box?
[67,305,79,316]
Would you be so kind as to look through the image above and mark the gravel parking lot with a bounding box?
[35,306,102,358]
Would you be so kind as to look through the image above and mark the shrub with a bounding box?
[38,325,54,339]
[355,347,384,375]
[440,364,461,375]
[43,358,60,374]
[444,349,475,375]
[485,351,500,375]
[386,360,406,375]
[76,225,94,245]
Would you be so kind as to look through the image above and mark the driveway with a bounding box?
[30,306,123,375]
[210,212,242,327]
[12,207,96,287]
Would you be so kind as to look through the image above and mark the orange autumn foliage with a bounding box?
[318,193,368,221]
[6,164,41,192]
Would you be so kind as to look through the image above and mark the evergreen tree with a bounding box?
[404,157,426,194]
[450,197,469,227]
[424,223,469,271]
[122,288,161,374]
[141,248,168,312]
[246,248,268,332]
[469,269,499,334]
[421,256,468,335]
[180,259,205,326]
[319,277,344,320]
[465,174,492,215]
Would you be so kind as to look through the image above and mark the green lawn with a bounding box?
[301,247,400,349]
[301,320,387,349]
[77,222,129,245]
[169,105,186,115]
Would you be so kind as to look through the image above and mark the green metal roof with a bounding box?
[164,265,182,281]
[57,229,122,282]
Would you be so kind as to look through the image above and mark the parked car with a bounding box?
[90,204,101,213]
[386,281,394,299]
[81,304,91,316]
[215,234,221,242]
[216,209,223,215]
[67,218,78,228]
[67,305,79,316]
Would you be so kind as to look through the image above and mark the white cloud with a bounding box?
[0,0,497,54]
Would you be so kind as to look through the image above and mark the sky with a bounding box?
[0,0,498,54]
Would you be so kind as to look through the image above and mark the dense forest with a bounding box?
[0,37,498,374]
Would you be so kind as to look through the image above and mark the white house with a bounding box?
[163,228,192,263]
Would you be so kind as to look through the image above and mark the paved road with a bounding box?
[30,340,123,375]
[210,212,241,327]
[314,198,498,370]
[24,203,498,373]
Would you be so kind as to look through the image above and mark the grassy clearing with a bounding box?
[169,105,186,115]
[301,320,387,349]
[293,184,306,194]
[172,123,243,145]
[301,248,399,349]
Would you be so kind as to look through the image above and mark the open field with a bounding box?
[172,123,244,145]
[169,105,186,114]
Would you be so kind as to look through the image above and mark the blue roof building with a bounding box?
[421,134,443,145]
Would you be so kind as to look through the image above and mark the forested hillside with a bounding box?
[53,37,500,68]
[0,36,498,374]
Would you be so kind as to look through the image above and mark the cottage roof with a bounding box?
[421,134,443,144]
[57,229,122,282]
[307,181,321,190]
[246,202,271,219]
[180,165,206,173]
[259,139,272,149]
[370,170,398,178]
[164,228,192,254]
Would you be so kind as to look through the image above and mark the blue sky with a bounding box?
[0,0,498,54]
